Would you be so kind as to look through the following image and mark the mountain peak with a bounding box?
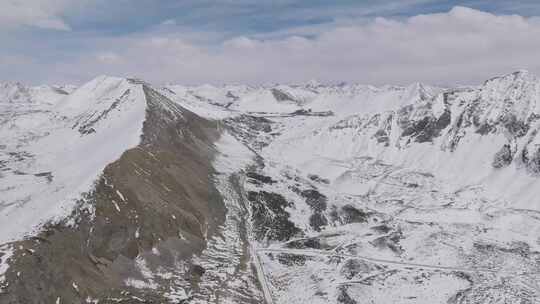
[0,82,70,104]
[303,79,322,88]
[504,69,535,81]
[403,82,434,102]
[484,69,537,85]
[89,74,124,83]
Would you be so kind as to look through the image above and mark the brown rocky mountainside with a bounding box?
[0,86,228,303]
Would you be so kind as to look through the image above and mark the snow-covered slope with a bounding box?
[163,81,442,117]
[0,82,70,105]
[2,71,540,303]
[163,70,540,304]
[264,71,540,209]
[0,76,147,244]
[171,71,539,211]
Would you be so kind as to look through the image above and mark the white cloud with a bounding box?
[0,0,72,30]
[11,6,540,85]
[160,19,177,26]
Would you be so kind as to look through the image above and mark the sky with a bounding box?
[2,0,540,86]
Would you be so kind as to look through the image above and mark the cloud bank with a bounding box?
[3,6,540,85]
[0,0,73,30]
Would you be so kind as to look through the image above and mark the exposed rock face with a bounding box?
[247,190,301,241]
[0,86,224,303]
[523,146,540,174]
[224,115,275,149]
[492,144,514,168]
[271,88,295,102]
[406,109,452,143]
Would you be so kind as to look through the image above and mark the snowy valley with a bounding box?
[1,71,540,303]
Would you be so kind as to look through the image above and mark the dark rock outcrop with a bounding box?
[492,144,514,168]
[246,191,302,241]
[0,86,225,303]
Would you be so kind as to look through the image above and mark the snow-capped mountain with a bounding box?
[0,76,147,244]
[263,70,540,209]
[1,71,540,303]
